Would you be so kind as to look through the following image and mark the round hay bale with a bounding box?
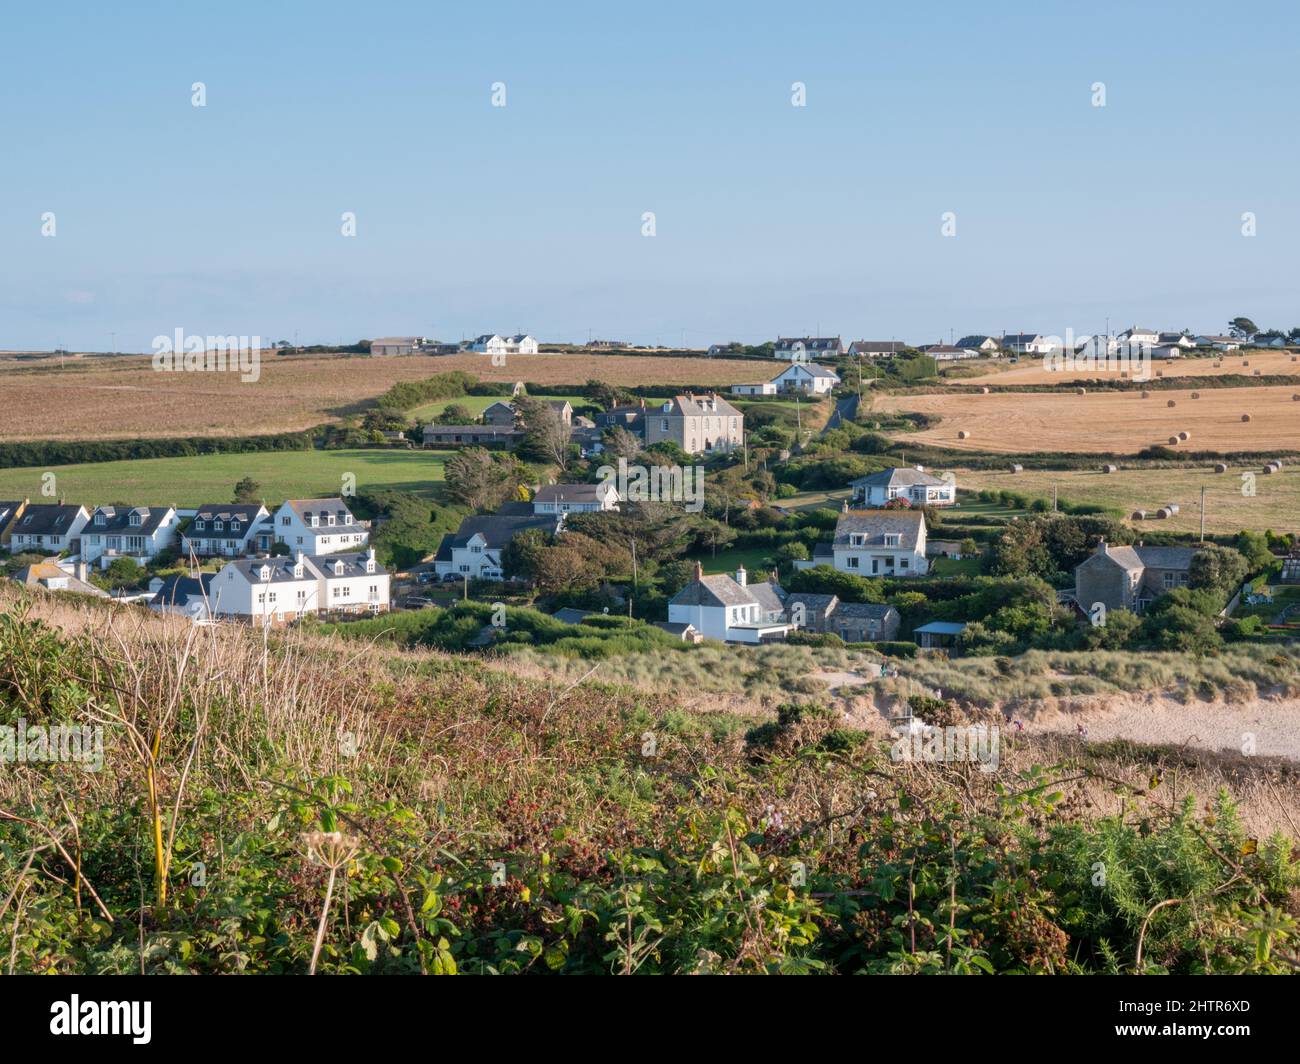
[980,386,990,394]
[957,430,970,439]
[1166,399,1176,407]
[1213,463,1228,473]
[1101,463,1118,473]
[1141,390,1150,398]
[1164,503,1180,515]
[1156,507,1172,519]
[1213,361,1222,367]
[1292,355,1298,363]
[1263,463,1278,474]
[1241,413,1252,422]
[1191,391,1200,399]
[1178,431,1190,441]
[1075,387,1087,395]
[1007,463,1023,473]
[1131,509,1148,520]
[1168,436,1180,445]
[1242,360,1250,366]
[1293,394,1300,402]
[1254,369,1262,376]
[1271,459,1283,468]
[1155,370,1164,378]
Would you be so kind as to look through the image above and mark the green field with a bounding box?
[694,545,785,576]
[0,449,451,508]
[408,394,588,422]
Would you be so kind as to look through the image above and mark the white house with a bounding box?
[849,468,955,508]
[81,505,181,568]
[8,504,90,554]
[667,563,791,644]
[774,336,844,360]
[469,334,538,355]
[1194,335,1241,351]
[532,482,619,515]
[731,379,778,396]
[732,362,841,397]
[918,344,979,361]
[182,503,270,558]
[830,508,929,577]
[211,548,389,625]
[956,335,1000,353]
[1001,333,1058,355]
[772,362,840,394]
[1120,326,1160,348]
[272,499,368,555]
[433,512,562,581]
[468,334,508,355]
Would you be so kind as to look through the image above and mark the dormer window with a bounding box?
[129,513,141,526]
[884,533,901,547]
[293,563,303,578]
[334,560,344,575]
[95,513,106,526]
[344,514,352,525]
[850,533,866,547]
[259,566,271,582]
[214,520,223,530]
[310,516,319,527]
[195,519,205,530]
[327,515,336,526]
[230,520,240,531]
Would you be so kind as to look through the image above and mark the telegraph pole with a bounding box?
[1200,486,1206,542]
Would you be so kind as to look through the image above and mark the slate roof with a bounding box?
[150,573,216,608]
[191,503,266,527]
[434,514,558,560]
[835,602,896,620]
[776,337,842,351]
[956,335,993,347]
[776,363,840,380]
[225,557,315,584]
[848,340,908,355]
[1090,544,1199,572]
[534,483,609,505]
[656,394,742,418]
[11,504,86,536]
[832,510,926,551]
[88,505,172,535]
[285,498,356,524]
[850,467,949,489]
[784,592,838,615]
[306,550,386,579]
[669,572,785,612]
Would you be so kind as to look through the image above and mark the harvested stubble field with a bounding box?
[876,384,1300,455]
[956,465,1300,535]
[956,348,1299,386]
[0,352,763,442]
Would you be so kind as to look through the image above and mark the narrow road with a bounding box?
[823,394,859,434]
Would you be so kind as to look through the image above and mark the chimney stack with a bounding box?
[735,564,747,587]
[694,559,703,581]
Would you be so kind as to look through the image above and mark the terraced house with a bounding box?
[644,393,744,455]
[82,504,181,568]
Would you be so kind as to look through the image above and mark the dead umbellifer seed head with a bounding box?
[302,831,361,867]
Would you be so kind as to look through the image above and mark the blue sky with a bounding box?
[2,0,1297,350]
